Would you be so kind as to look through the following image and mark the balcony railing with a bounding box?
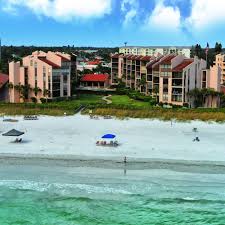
[172,95,183,102]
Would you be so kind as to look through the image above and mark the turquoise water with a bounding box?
[0,164,225,225]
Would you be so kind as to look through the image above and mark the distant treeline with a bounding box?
[0,45,119,74]
[191,42,223,68]
[0,43,223,74]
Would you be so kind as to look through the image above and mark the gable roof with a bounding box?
[140,56,152,61]
[172,59,194,72]
[160,54,176,64]
[111,53,123,58]
[0,73,9,87]
[56,54,70,62]
[38,57,61,69]
[146,56,164,69]
[81,74,109,82]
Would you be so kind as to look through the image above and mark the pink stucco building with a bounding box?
[9,51,77,103]
[111,53,221,108]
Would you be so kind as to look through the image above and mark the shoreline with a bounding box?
[1,153,225,174]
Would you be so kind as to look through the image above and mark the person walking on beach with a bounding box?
[124,156,127,164]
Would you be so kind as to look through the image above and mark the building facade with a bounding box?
[9,51,77,103]
[79,74,110,90]
[119,46,191,58]
[111,53,221,107]
[214,54,225,84]
[111,54,124,84]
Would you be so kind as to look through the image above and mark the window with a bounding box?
[161,72,171,77]
[161,64,170,69]
[30,60,33,66]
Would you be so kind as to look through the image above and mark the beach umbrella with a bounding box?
[2,129,24,137]
[101,134,116,139]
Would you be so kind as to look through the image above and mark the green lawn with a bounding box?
[110,95,152,108]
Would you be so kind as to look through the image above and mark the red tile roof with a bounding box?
[160,54,176,64]
[56,54,70,62]
[147,56,164,69]
[126,55,134,60]
[38,57,61,69]
[172,59,194,72]
[135,55,144,60]
[87,59,101,65]
[140,56,152,61]
[0,73,9,87]
[111,54,123,58]
[81,74,109,82]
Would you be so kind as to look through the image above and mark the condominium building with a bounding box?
[9,51,77,103]
[111,53,124,84]
[111,53,221,107]
[214,54,225,84]
[119,46,191,58]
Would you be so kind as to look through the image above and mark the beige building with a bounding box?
[111,53,221,107]
[119,46,191,58]
[111,53,124,84]
[9,51,77,103]
[214,54,225,84]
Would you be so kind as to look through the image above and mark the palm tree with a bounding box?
[200,88,209,107]
[153,86,159,102]
[7,82,14,89]
[188,88,202,108]
[33,86,42,97]
[14,83,25,101]
[206,88,216,108]
[43,89,50,102]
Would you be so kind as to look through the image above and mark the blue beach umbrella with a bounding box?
[101,134,116,139]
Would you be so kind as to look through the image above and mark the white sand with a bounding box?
[0,114,224,162]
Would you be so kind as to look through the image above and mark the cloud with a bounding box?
[145,0,181,30]
[1,0,112,21]
[186,0,225,29]
[121,0,139,27]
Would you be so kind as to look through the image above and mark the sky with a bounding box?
[0,0,225,47]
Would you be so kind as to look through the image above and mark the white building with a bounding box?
[119,46,191,58]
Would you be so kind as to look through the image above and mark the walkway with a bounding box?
[102,95,112,104]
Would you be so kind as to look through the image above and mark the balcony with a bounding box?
[172,81,183,87]
[147,82,153,89]
[172,95,183,102]
[172,72,183,79]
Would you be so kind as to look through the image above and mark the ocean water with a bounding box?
[0,163,225,225]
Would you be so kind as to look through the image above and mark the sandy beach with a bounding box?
[0,114,225,163]
[1,115,225,224]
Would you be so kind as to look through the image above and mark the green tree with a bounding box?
[43,89,50,102]
[188,88,202,108]
[215,42,222,54]
[33,86,42,97]
[153,86,159,102]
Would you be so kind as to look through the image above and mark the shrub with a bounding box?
[31,97,37,103]
[40,98,47,103]
[158,102,164,107]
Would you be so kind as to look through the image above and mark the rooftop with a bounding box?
[172,59,194,72]
[111,53,123,58]
[160,54,177,64]
[140,56,152,61]
[0,73,9,87]
[146,56,164,69]
[56,54,70,62]
[81,74,109,82]
[38,57,61,69]
[120,46,191,49]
